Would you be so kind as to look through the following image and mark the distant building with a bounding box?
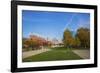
[51,38,64,47]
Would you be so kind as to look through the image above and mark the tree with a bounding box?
[76,28,90,48]
[63,29,75,48]
[29,39,39,50]
[74,37,81,47]
[23,38,40,50]
[22,38,30,48]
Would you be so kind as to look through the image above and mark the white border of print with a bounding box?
[17,5,94,68]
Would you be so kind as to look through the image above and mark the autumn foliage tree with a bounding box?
[63,29,75,48]
[22,35,53,51]
[76,28,90,48]
[23,39,38,50]
[74,37,81,47]
[63,27,90,49]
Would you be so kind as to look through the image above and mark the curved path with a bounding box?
[22,48,51,59]
[72,49,90,59]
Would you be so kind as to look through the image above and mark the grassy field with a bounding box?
[23,47,83,62]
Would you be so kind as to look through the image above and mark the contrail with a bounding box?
[63,14,77,31]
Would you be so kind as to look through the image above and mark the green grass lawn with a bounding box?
[23,47,82,62]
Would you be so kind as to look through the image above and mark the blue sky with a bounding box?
[22,10,90,40]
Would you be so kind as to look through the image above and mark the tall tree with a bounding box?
[63,29,74,48]
[76,28,90,48]
[74,37,81,47]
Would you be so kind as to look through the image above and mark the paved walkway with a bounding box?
[22,48,51,59]
[72,49,90,59]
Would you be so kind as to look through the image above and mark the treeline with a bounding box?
[22,36,52,51]
[63,28,90,49]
